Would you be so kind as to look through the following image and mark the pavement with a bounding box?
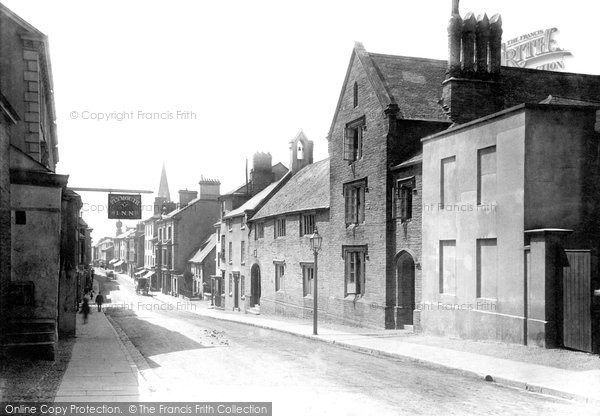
[54,280,150,402]
[147,290,600,407]
[55,269,600,407]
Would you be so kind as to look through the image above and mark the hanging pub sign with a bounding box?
[108,193,142,219]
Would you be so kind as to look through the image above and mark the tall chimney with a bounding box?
[446,0,462,78]
[475,14,490,77]
[441,2,503,124]
[489,14,503,76]
[461,13,476,75]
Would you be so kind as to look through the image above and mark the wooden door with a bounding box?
[563,250,592,352]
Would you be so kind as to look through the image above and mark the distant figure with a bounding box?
[81,297,90,324]
[96,292,104,312]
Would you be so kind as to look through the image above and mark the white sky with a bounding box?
[3,0,599,241]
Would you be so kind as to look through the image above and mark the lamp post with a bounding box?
[308,226,322,335]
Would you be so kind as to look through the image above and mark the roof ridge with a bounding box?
[368,52,447,64]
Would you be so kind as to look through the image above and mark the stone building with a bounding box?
[0,3,83,358]
[156,179,220,296]
[320,1,600,334]
[247,136,328,318]
[188,233,216,299]
[214,152,288,308]
[143,165,176,290]
[422,103,600,353]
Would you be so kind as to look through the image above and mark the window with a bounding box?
[439,240,456,294]
[228,242,232,264]
[167,226,172,240]
[220,236,226,260]
[441,156,457,208]
[229,273,233,296]
[159,228,163,241]
[477,239,497,299]
[300,214,315,236]
[241,275,245,297]
[226,218,232,231]
[275,263,285,291]
[396,177,415,221]
[344,246,366,296]
[302,263,314,297]
[344,117,365,162]
[477,146,497,205]
[15,211,26,225]
[344,180,366,226]
[275,217,286,238]
[255,222,264,240]
[297,141,304,160]
[240,241,245,264]
[353,81,358,108]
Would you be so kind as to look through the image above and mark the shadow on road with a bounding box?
[105,308,212,360]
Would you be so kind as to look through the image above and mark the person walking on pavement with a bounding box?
[80,297,90,324]
[95,291,104,312]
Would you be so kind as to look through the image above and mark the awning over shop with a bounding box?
[143,271,155,279]
[114,260,124,267]
[134,269,146,276]
[109,258,118,265]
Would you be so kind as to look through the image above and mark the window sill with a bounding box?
[241,262,245,266]
[476,297,497,303]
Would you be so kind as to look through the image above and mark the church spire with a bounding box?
[158,163,171,201]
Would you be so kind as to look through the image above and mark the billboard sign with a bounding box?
[502,28,572,71]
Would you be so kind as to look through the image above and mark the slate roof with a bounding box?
[251,159,329,221]
[368,53,448,121]
[329,42,600,139]
[538,95,600,106]
[391,152,423,170]
[223,179,285,220]
[189,234,216,264]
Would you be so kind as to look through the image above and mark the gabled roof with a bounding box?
[251,159,330,221]
[0,3,45,37]
[163,196,209,219]
[223,178,286,220]
[189,233,217,264]
[328,42,449,139]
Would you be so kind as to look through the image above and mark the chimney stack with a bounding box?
[441,0,503,124]
[178,189,198,208]
[249,152,273,195]
[198,176,221,200]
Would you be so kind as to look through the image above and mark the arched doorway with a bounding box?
[250,264,261,307]
[395,251,415,328]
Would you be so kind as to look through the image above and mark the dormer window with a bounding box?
[297,141,304,160]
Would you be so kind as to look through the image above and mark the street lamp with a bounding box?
[308,226,322,335]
